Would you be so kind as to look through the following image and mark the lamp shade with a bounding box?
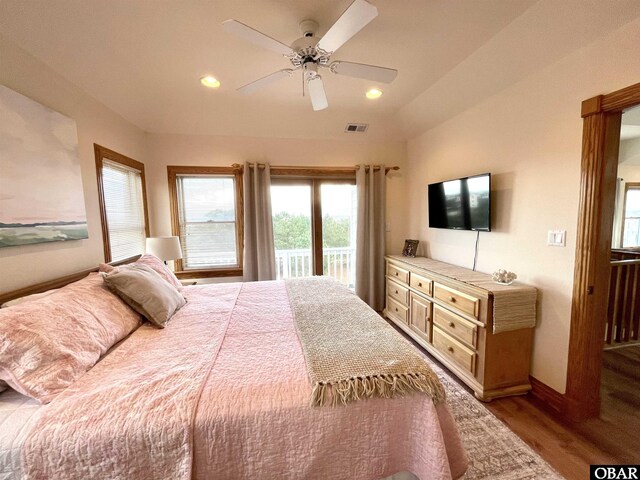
[146,236,183,262]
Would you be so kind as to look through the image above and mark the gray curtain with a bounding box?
[243,162,276,281]
[356,165,386,311]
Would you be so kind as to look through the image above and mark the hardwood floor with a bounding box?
[389,320,640,480]
[483,394,615,479]
[481,345,640,479]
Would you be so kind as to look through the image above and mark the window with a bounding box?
[168,166,243,277]
[95,144,149,262]
[622,183,640,247]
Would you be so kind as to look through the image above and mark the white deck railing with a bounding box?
[275,247,356,288]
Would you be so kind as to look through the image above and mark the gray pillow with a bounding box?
[102,264,186,328]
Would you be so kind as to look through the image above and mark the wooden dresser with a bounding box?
[384,255,537,401]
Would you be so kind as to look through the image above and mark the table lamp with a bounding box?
[146,236,183,265]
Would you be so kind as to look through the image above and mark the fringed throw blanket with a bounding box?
[285,277,446,407]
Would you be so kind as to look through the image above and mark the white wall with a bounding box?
[405,18,640,393]
[145,133,408,257]
[0,35,148,293]
[619,137,640,165]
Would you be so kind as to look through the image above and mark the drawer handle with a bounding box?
[395,290,398,294]
[395,272,399,276]
[447,346,454,353]
[395,308,398,312]
[449,322,455,328]
[449,296,456,303]
[418,282,423,287]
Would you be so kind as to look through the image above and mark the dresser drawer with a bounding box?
[433,304,477,349]
[433,283,480,319]
[387,278,409,306]
[433,327,476,375]
[387,296,409,325]
[387,263,409,285]
[409,272,433,296]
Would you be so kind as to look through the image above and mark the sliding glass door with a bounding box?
[271,179,356,287]
[271,183,313,278]
[321,183,357,287]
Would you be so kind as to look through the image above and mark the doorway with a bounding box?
[588,104,640,459]
[566,83,640,421]
[270,178,357,288]
[607,105,640,348]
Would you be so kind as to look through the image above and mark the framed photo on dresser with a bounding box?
[402,239,419,257]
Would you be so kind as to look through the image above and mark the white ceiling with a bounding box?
[1,0,640,141]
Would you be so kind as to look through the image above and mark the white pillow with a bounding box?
[1,289,59,308]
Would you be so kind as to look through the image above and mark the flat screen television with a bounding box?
[428,173,491,231]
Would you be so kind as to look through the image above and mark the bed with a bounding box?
[0,256,468,480]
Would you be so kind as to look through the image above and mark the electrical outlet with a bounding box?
[385,222,391,232]
[547,230,566,247]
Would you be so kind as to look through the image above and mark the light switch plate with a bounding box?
[547,230,566,247]
[385,222,391,232]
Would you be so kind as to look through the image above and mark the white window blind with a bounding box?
[102,159,146,261]
[176,175,238,269]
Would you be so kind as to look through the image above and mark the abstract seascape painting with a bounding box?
[0,84,88,248]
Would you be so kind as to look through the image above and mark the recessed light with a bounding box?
[200,76,221,88]
[366,88,382,99]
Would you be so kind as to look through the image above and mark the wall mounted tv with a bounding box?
[428,173,491,232]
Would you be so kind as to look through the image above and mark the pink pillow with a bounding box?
[98,262,116,274]
[0,273,141,403]
[135,254,182,289]
[99,254,182,289]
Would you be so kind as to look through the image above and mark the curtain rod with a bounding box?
[231,163,400,174]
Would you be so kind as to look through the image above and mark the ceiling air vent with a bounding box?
[345,123,368,133]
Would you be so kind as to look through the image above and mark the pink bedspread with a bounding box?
[23,281,468,480]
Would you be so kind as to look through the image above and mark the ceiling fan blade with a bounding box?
[316,0,378,54]
[237,69,294,95]
[330,61,397,83]
[307,75,328,111]
[222,19,293,56]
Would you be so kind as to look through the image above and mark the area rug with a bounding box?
[429,360,564,479]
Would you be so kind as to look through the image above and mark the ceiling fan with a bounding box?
[222,0,398,111]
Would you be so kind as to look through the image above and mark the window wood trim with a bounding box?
[271,167,355,179]
[167,165,244,278]
[94,144,150,263]
[621,182,640,245]
[312,180,323,275]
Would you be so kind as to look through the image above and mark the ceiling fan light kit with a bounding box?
[222,0,398,111]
